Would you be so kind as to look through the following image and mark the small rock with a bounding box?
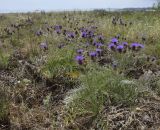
[136,107,142,111]
[22,78,31,84]
[143,115,151,122]
[120,80,135,85]
[139,70,153,81]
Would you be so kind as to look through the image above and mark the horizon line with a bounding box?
[0,7,154,14]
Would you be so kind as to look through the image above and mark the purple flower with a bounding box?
[116,45,124,52]
[75,55,84,65]
[40,42,48,50]
[111,38,118,44]
[137,43,144,48]
[95,42,103,48]
[108,43,116,51]
[81,31,87,38]
[89,52,97,60]
[96,48,102,52]
[122,42,128,47]
[89,52,97,57]
[53,25,62,34]
[77,49,83,54]
[130,43,144,51]
[80,27,85,32]
[92,39,97,46]
[96,48,103,56]
[67,32,75,38]
[55,29,61,34]
[130,43,138,50]
[54,25,62,30]
[88,31,94,38]
[97,35,104,41]
[36,30,43,36]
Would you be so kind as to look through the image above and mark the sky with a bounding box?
[0,0,157,13]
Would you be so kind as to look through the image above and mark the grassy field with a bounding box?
[0,10,160,130]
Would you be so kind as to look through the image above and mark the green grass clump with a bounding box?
[65,68,139,118]
[42,46,77,78]
[0,49,10,69]
[145,43,160,58]
[0,89,9,127]
[0,95,8,121]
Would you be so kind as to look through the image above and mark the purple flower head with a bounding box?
[97,35,104,41]
[88,31,94,38]
[111,38,118,44]
[130,43,138,47]
[92,39,97,46]
[54,25,62,30]
[96,48,102,52]
[36,30,43,36]
[95,42,103,48]
[122,42,128,47]
[77,49,83,55]
[89,52,97,57]
[116,45,124,52]
[59,25,62,29]
[137,43,144,49]
[81,31,87,38]
[89,51,97,60]
[96,48,103,56]
[108,43,116,51]
[68,32,75,38]
[40,42,48,50]
[80,27,85,32]
[55,29,61,34]
[130,43,139,50]
[130,43,144,51]
[75,55,84,65]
